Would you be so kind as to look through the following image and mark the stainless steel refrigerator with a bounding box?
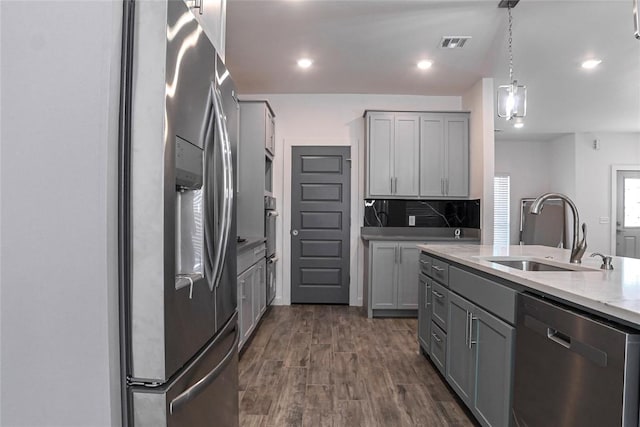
[118,1,239,425]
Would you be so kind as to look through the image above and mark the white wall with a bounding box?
[462,78,495,244]
[574,132,640,254]
[1,2,122,425]
[243,94,462,306]
[495,132,640,254]
[495,140,552,244]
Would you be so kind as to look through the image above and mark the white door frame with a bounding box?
[610,165,640,254]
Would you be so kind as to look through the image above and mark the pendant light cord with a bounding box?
[508,5,514,83]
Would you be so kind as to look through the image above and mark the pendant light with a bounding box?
[497,2,526,120]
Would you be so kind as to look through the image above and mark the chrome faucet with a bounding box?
[529,193,587,263]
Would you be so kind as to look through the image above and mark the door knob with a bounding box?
[291,229,299,236]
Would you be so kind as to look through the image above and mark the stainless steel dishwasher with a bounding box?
[512,293,640,427]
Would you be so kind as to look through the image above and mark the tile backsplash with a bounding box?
[364,199,480,228]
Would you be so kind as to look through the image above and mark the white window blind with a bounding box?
[494,175,510,246]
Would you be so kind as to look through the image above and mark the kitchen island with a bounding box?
[417,244,640,427]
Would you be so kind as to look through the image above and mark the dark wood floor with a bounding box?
[238,305,476,427]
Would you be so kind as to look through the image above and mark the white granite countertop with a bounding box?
[417,244,640,328]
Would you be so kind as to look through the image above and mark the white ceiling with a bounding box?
[226,0,640,136]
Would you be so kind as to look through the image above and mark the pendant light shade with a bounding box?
[497,3,527,120]
[497,81,526,119]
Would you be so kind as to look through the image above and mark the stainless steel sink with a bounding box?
[490,259,574,272]
[477,256,595,272]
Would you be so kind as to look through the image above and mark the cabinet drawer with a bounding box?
[237,243,266,275]
[449,266,517,325]
[430,322,447,376]
[431,281,448,331]
[419,252,432,276]
[430,258,449,285]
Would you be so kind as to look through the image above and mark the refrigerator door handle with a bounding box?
[206,83,234,292]
[169,324,239,414]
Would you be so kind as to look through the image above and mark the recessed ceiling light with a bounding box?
[581,59,602,69]
[297,58,313,69]
[513,122,524,129]
[417,60,433,70]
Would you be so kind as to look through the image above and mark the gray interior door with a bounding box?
[291,146,351,304]
[616,171,640,258]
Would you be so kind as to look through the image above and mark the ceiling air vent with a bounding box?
[440,36,471,49]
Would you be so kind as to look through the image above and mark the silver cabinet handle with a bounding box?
[267,211,279,217]
[432,266,444,272]
[446,178,449,195]
[425,284,431,308]
[468,313,477,349]
[170,322,239,414]
[431,332,442,343]
[432,290,444,299]
[465,311,470,347]
[240,280,247,299]
[390,177,393,194]
[420,260,430,265]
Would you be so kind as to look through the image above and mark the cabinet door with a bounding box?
[471,305,515,427]
[238,269,254,344]
[444,115,469,197]
[418,274,432,352]
[367,113,394,197]
[393,115,420,197]
[370,242,398,309]
[397,243,419,309]
[265,107,275,155]
[446,292,475,406]
[258,259,267,316]
[187,0,225,58]
[431,281,448,330]
[419,114,445,197]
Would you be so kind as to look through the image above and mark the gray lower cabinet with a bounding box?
[369,241,419,316]
[446,291,515,427]
[417,273,432,352]
[252,259,267,324]
[397,243,419,309]
[238,257,267,350]
[238,268,254,346]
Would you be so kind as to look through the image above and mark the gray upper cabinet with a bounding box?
[420,113,469,198]
[366,112,419,198]
[369,240,419,314]
[393,115,420,197]
[238,100,275,237]
[446,291,515,427]
[366,111,468,199]
[265,106,275,156]
[444,115,469,197]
